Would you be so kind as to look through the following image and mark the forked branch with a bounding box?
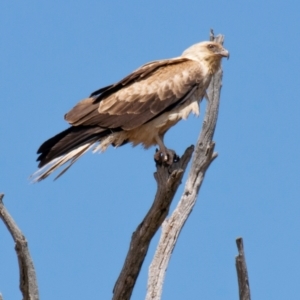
[146,31,225,300]
[113,147,194,300]
[113,30,225,300]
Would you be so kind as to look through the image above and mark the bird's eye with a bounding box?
[208,44,215,50]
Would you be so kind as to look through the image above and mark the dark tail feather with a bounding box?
[37,126,109,167]
[32,126,112,181]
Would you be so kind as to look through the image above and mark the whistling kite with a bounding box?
[34,41,229,181]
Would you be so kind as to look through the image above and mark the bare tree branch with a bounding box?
[236,237,251,300]
[145,31,225,300]
[112,146,194,300]
[0,194,39,300]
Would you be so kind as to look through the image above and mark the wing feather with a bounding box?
[65,58,205,131]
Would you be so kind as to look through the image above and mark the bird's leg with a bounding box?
[154,135,179,165]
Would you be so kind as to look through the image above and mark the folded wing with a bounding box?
[65,58,205,131]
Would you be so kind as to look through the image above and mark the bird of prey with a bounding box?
[33,41,229,181]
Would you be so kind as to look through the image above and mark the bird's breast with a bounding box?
[125,95,201,148]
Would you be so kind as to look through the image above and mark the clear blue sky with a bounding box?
[1,1,299,299]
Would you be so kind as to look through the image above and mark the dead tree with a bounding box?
[113,31,227,300]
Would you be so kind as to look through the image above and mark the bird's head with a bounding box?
[182,41,229,74]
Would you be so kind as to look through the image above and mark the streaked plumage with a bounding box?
[33,41,229,181]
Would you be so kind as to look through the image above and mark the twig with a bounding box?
[0,194,39,300]
[236,237,251,300]
[112,146,194,300]
[145,31,225,300]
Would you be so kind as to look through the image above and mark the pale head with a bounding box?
[182,41,229,74]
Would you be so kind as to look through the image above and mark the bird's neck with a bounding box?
[202,56,222,75]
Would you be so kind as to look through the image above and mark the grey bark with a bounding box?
[0,194,39,300]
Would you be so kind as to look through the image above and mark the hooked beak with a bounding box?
[219,48,230,60]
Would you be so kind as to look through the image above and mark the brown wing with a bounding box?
[65,58,205,131]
